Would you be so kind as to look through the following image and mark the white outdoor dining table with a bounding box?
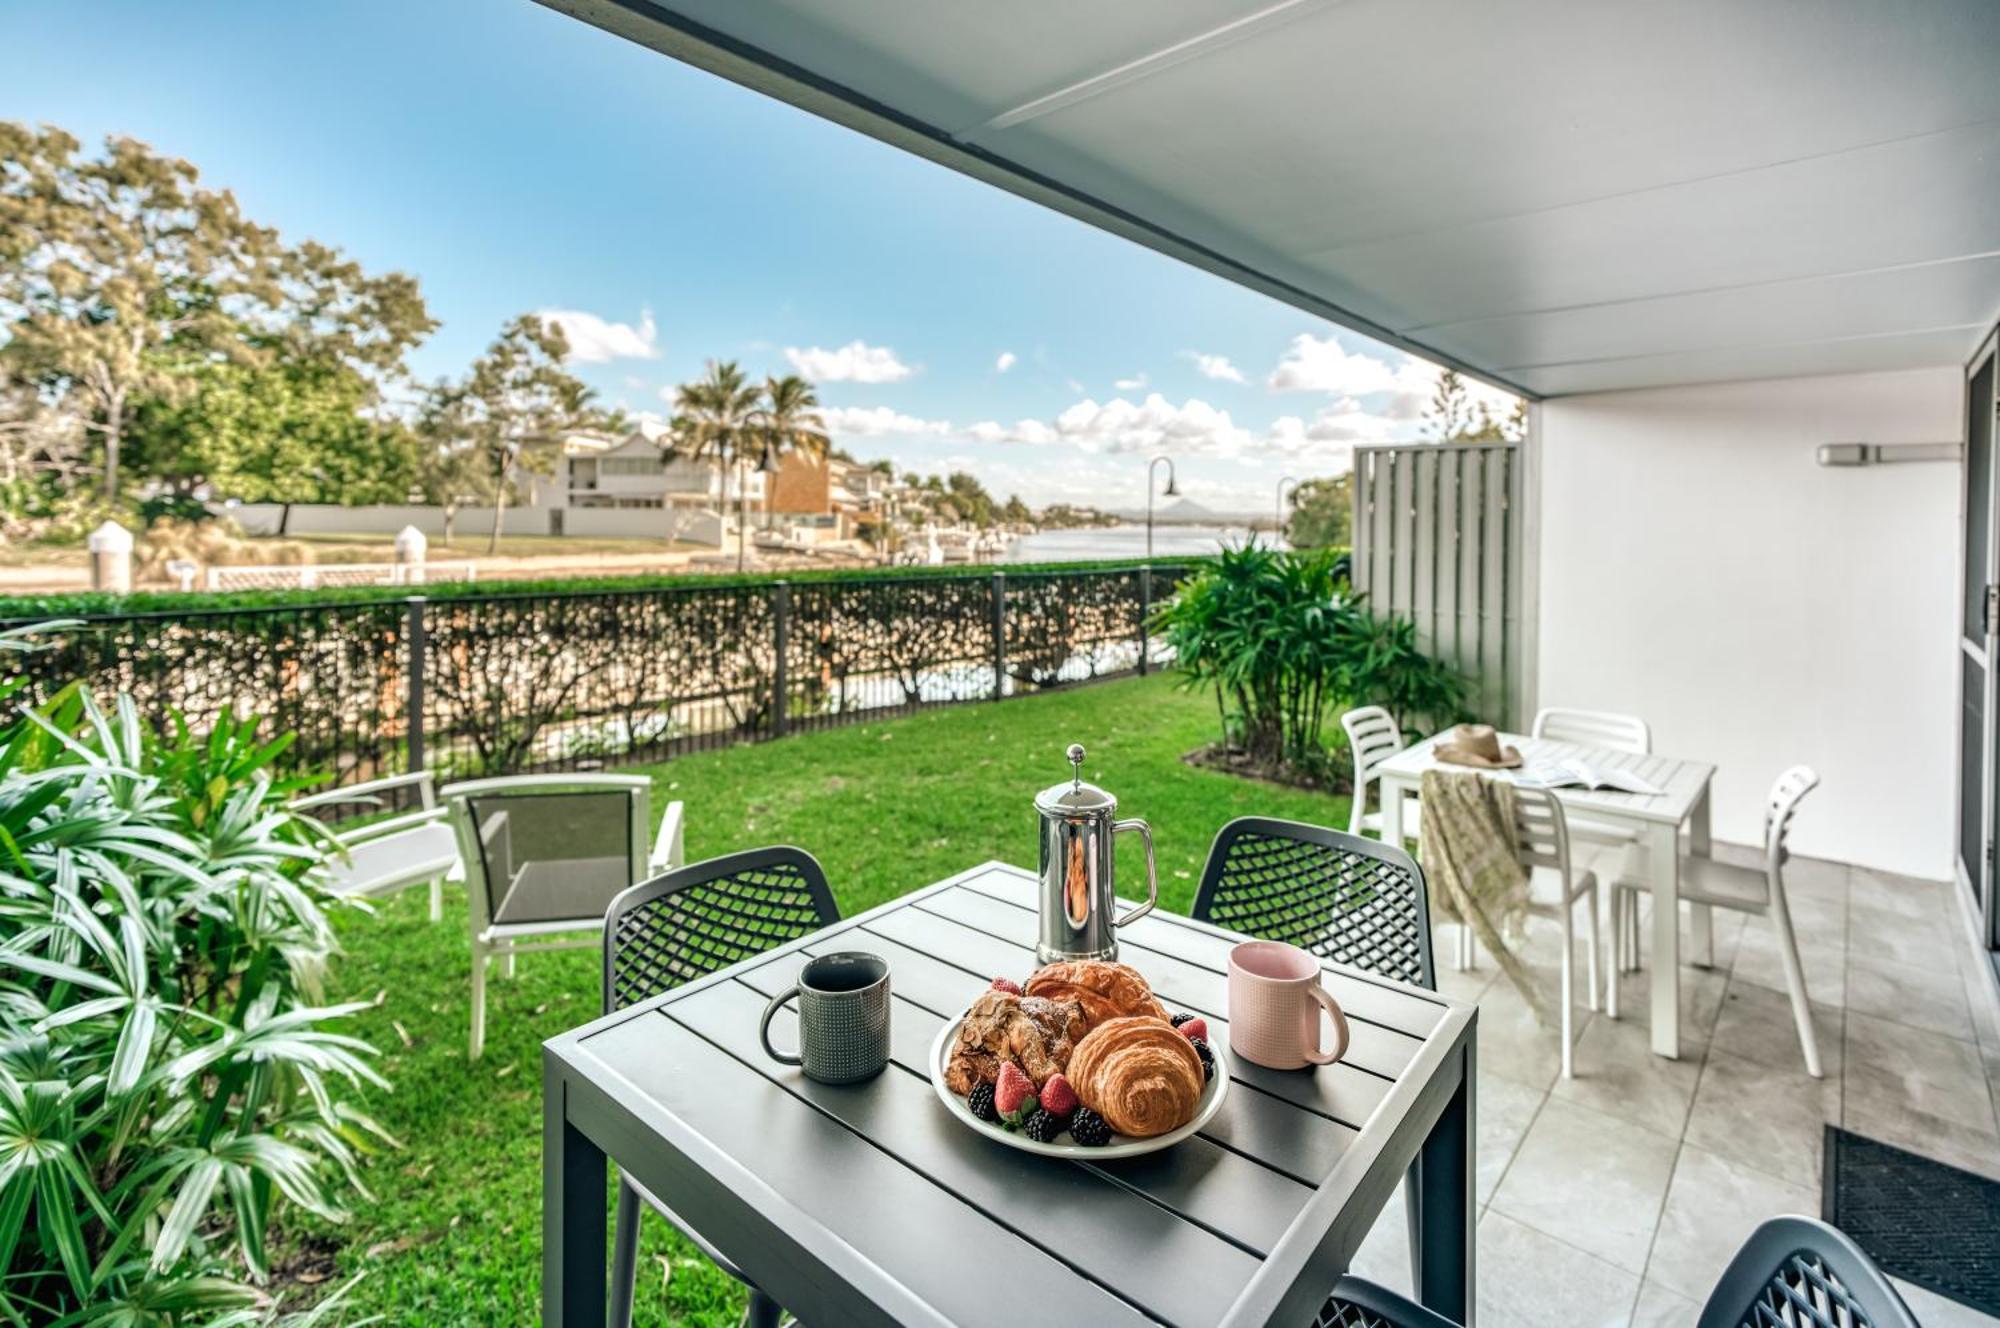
[1374,731,1717,1059]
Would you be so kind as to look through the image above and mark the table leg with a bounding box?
[544,1068,607,1328]
[1409,1039,1475,1324]
[1380,775,1406,845]
[1687,789,1714,968]
[1646,820,1682,1058]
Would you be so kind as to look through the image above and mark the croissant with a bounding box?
[945,991,1087,1094]
[1066,1016,1205,1138]
[1024,960,1169,1029]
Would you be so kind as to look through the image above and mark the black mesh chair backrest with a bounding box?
[602,846,841,1013]
[1696,1216,1918,1328]
[1192,817,1434,990]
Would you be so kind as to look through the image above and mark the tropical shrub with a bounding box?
[1154,542,1464,782]
[0,632,389,1326]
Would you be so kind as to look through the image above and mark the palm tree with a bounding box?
[749,373,830,551]
[667,360,760,567]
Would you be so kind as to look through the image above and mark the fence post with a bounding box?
[772,581,790,738]
[405,596,427,773]
[990,571,1006,701]
[1137,566,1152,676]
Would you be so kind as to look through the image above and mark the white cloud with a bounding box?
[994,351,1017,373]
[968,393,1256,459]
[820,405,952,438]
[1114,372,1149,391]
[1265,333,1418,395]
[538,308,659,363]
[784,340,915,384]
[1185,352,1246,384]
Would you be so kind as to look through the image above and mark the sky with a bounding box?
[0,0,1516,513]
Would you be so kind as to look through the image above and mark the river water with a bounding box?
[1003,523,1273,562]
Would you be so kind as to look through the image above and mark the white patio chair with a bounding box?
[1511,785,1600,1080]
[1530,706,1651,755]
[293,771,458,922]
[1607,766,1823,1077]
[1340,705,1421,842]
[443,774,685,1059]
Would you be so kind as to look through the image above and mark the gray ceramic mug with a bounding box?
[758,952,891,1084]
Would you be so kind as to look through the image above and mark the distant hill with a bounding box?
[1107,496,1272,527]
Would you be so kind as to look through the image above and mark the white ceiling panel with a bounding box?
[1426,255,2000,371]
[547,0,2000,396]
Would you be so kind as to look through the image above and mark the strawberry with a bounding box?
[1038,1073,1078,1121]
[989,977,1024,996]
[994,1061,1038,1124]
[1177,1017,1209,1043]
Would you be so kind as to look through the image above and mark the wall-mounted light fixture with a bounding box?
[1816,442,1963,467]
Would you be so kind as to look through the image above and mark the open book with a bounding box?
[1517,760,1664,796]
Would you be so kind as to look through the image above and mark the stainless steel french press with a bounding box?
[1034,743,1158,964]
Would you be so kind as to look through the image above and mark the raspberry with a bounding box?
[1068,1106,1112,1147]
[968,1081,998,1122]
[1177,1017,1209,1043]
[1170,1012,1196,1027]
[989,977,1023,996]
[1020,1108,1061,1144]
[1189,1036,1215,1081]
[994,1061,1038,1123]
[1037,1073,1078,1121]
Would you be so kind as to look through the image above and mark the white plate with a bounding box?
[927,1014,1229,1159]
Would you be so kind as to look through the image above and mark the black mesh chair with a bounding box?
[602,847,840,1328]
[1192,816,1434,991]
[1696,1215,1918,1328]
[1321,1216,1918,1328]
[1194,817,1434,1328]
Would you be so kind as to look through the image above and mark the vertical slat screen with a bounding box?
[1350,442,1522,729]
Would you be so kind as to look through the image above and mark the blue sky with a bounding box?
[0,0,1513,511]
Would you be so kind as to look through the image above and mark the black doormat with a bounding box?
[1823,1125,2000,1318]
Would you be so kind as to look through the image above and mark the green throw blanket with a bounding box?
[1418,768,1550,1025]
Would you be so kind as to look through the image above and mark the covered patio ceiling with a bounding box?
[542,0,2000,399]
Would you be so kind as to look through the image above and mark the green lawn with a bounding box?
[292,673,1352,1324]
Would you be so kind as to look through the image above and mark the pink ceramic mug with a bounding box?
[1227,940,1351,1070]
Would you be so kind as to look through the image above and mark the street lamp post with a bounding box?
[1275,475,1300,544]
[1146,456,1179,560]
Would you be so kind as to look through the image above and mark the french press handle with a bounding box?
[1112,817,1158,928]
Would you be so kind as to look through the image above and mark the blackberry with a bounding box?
[968,1081,998,1123]
[1068,1107,1113,1147]
[1170,1012,1196,1028]
[1189,1036,1215,1081]
[1020,1108,1061,1144]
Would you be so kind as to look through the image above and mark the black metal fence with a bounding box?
[3,566,1189,788]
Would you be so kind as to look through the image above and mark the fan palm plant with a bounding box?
[666,360,761,571]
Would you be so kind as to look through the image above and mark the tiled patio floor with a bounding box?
[1346,854,2000,1327]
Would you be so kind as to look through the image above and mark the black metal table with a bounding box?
[544,862,1477,1327]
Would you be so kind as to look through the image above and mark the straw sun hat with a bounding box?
[1434,723,1523,769]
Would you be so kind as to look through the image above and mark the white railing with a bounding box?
[202,562,478,592]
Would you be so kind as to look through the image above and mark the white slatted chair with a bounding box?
[1512,786,1600,1080]
[294,771,458,922]
[443,774,685,1059]
[1341,705,1420,840]
[1607,766,1823,1077]
[1531,706,1652,755]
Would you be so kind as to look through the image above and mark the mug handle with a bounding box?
[1302,985,1351,1066]
[759,985,804,1066]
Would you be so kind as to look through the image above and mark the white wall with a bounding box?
[1536,367,1962,879]
[229,504,553,538]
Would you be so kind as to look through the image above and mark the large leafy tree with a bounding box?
[0,124,435,508]
[1283,473,1352,549]
[420,315,620,553]
[667,360,761,569]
